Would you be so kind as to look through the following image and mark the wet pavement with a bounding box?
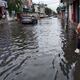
[0,17,80,80]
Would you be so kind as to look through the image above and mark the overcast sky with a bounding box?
[32,0,60,12]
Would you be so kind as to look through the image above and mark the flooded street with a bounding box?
[0,17,79,80]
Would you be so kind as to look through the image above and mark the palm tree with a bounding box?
[7,0,22,15]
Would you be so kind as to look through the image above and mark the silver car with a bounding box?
[20,16,38,24]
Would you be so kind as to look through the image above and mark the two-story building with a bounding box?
[33,3,46,18]
[69,0,79,23]
[22,0,32,12]
[60,0,80,24]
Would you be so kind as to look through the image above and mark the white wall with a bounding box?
[69,5,73,23]
[40,7,45,14]
[34,5,39,13]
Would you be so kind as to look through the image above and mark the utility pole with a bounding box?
[66,0,69,30]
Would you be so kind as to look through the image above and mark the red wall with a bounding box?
[0,7,2,17]
[72,1,76,22]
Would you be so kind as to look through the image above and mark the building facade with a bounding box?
[60,0,80,24]
[33,3,46,18]
[22,0,32,8]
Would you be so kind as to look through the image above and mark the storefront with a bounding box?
[72,0,79,23]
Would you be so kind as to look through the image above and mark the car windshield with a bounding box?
[22,16,31,19]
[32,16,35,18]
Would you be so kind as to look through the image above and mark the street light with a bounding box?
[59,2,65,12]
[59,2,65,19]
[59,3,64,7]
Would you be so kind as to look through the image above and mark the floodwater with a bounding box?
[0,17,79,80]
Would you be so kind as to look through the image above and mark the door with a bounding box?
[79,0,80,22]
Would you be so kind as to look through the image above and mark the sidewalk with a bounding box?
[7,15,17,22]
[0,16,17,24]
[68,21,78,34]
[0,19,7,24]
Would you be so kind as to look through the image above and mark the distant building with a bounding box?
[22,0,32,8]
[33,4,46,13]
[33,3,46,18]
[60,0,80,24]
[21,0,32,13]
[33,4,39,13]
[27,0,32,8]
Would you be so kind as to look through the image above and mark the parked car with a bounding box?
[20,15,38,24]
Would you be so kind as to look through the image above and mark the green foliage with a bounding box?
[7,0,22,15]
[56,7,60,14]
[45,7,52,16]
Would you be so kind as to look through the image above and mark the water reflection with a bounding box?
[52,20,78,80]
[73,58,80,80]
[61,24,80,80]
[0,18,79,80]
[0,23,39,80]
[59,24,78,80]
[10,23,39,71]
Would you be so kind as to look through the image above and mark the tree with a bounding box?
[45,7,52,16]
[7,0,22,15]
[53,11,57,15]
[56,7,60,14]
